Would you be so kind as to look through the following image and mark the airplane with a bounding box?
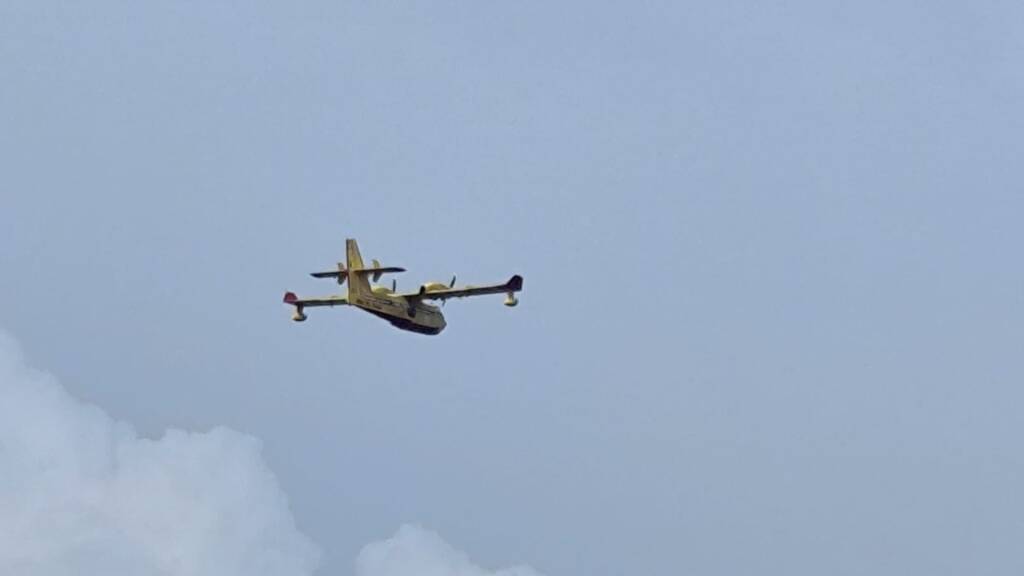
[282,238,523,335]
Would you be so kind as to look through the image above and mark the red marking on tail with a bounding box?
[283,291,298,304]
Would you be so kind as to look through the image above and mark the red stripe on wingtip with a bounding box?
[283,292,297,304]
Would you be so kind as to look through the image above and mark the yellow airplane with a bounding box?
[283,238,523,335]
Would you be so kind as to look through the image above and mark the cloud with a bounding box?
[0,331,321,575]
[0,331,544,576]
[357,525,544,576]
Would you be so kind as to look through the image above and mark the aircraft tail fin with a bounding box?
[310,239,404,295]
[345,238,370,295]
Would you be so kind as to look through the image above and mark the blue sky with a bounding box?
[3,2,1024,575]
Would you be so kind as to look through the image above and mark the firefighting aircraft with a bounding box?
[283,239,523,335]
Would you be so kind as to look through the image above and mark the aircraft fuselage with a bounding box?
[350,292,447,335]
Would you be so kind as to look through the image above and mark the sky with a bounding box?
[2,1,1024,574]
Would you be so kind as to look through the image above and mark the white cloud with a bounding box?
[0,331,321,576]
[0,331,544,576]
[357,525,544,576]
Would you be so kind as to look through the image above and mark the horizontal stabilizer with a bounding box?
[310,271,345,279]
[310,266,405,279]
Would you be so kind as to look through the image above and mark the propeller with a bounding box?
[371,259,383,282]
[392,278,397,292]
[442,275,455,307]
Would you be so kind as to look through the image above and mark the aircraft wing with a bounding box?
[282,292,348,307]
[405,275,523,302]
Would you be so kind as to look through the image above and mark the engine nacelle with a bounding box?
[504,292,518,307]
[292,306,307,322]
